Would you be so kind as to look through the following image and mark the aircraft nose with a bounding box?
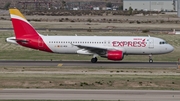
[167,44,174,52]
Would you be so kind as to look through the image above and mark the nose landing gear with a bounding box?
[149,54,153,63]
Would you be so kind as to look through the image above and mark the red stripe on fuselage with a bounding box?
[11,18,53,53]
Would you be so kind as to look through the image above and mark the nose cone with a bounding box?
[166,44,174,53]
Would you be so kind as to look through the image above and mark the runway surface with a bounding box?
[0,60,178,68]
[0,89,180,101]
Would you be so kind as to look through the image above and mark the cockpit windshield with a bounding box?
[159,41,168,44]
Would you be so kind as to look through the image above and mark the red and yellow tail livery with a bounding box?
[9,9,52,52]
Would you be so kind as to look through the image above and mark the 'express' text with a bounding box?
[112,41,146,47]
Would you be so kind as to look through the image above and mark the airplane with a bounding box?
[6,8,174,63]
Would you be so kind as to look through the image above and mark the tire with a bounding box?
[91,58,97,63]
[149,59,153,63]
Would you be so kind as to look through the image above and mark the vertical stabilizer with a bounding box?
[9,9,39,39]
[9,9,52,53]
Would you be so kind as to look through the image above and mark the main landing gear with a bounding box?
[149,54,153,63]
[91,57,98,63]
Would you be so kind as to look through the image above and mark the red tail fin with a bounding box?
[9,9,39,39]
[9,9,52,53]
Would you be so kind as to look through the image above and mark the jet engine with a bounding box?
[107,50,124,60]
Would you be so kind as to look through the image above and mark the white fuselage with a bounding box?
[40,36,173,55]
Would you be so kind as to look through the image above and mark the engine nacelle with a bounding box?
[107,50,124,61]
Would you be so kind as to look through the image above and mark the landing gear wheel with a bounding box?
[149,59,153,63]
[149,54,153,63]
[91,57,97,63]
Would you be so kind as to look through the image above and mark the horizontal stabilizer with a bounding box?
[6,37,29,44]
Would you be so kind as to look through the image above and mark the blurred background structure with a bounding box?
[0,0,122,10]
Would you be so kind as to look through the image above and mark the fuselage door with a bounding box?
[149,38,154,48]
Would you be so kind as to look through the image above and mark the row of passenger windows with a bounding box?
[49,41,106,44]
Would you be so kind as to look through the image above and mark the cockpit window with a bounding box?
[159,41,167,44]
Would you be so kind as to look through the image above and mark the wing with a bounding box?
[73,44,119,55]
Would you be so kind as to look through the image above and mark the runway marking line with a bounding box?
[57,64,63,67]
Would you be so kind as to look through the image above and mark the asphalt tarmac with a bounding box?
[0,61,179,101]
[0,60,178,68]
[0,89,180,101]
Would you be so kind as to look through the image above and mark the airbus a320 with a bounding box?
[6,9,174,63]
